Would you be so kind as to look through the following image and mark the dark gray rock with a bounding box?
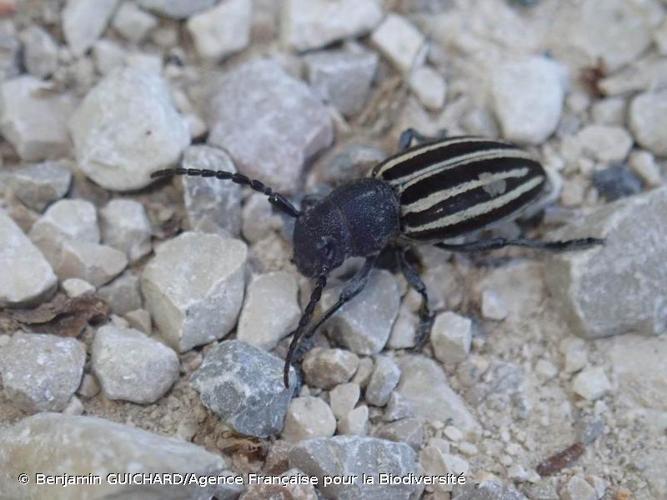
[207,59,333,194]
[191,340,296,438]
[288,436,421,499]
[545,187,667,338]
[592,165,643,202]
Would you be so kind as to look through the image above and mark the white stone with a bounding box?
[30,199,100,246]
[329,382,360,420]
[576,125,633,162]
[62,278,95,298]
[0,211,57,307]
[0,76,74,161]
[572,367,612,401]
[491,56,565,145]
[629,90,667,157]
[480,289,508,321]
[282,0,383,52]
[431,312,472,365]
[629,150,662,188]
[187,0,251,60]
[124,308,151,333]
[8,161,72,212]
[92,325,179,404]
[388,301,417,349]
[302,348,359,390]
[237,271,301,350]
[207,59,332,194]
[420,446,469,492]
[112,2,157,43]
[20,26,58,78]
[591,98,626,126]
[371,13,426,73]
[282,396,336,442]
[305,49,378,117]
[0,333,85,412]
[62,0,119,56]
[561,337,588,374]
[561,475,598,500]
[337,405,368,435]
[92,39,126,75]
[136,0,216,19]
[409,66,446,111]
[57,240,128,287]
[100,199,152,263]
[69,66,190,191]
[655,18,667,55]
[535,359,558,380]
[141,232,247,352]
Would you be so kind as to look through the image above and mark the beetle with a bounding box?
[152,129,603,388]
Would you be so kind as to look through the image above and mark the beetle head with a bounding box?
[292,202,349,278]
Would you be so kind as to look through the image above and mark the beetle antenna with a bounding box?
[283,272,328,388]
[151,168,301,218]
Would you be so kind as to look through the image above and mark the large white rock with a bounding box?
[187,0,252,61]
[236,271,300,350]
[629,90,667,157]
[0,333,85,412]
[69,66,190,191]
[0,211,57,307]
[62,0,119,56]
[282,0,383,52]
[0,76,74,161]
[0,413,239,500]
[207,59,333,194]
[141,232,247,352]
[92,325,179,404]
[490,56,566,145]
[545,187,667,339]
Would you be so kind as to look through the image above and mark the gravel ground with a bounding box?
[0,1,666,499]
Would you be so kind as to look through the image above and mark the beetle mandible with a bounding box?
[152,129,603,388]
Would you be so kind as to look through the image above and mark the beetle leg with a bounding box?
[397,247,434,350]
[435,237,604,253]
[398,128,449,151]
[294,257,377,361]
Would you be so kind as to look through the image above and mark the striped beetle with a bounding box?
[152,129,603,388]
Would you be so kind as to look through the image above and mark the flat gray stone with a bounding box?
[181,145,242,237]
[92,325,179,404]
[62,0,119,56]
[0,413,239,500]
[365,355,400,407]
[545,187,667,338]
[8,161,72,212]
[374,417,423,451]
[0,211,57,307]
[191,340,296,438]
[370,13,427,73]
[0,333,85,412]
[0,76,74,161]
[629,90,667,157]
[282,0,383,51]
[288,436,420,499]
[237,271,300,351]
[141,232,247,352]
[97,272,142,315]
[136,0,217,19]
[100,198,152,262]
[323,270,400,355]
[58,240,128,287]
[207,59,333,194]
[70,66,190,191]
[491,56,565,145]
[396,355,480,435]
[431,312,472,366]
[305,49,378,117]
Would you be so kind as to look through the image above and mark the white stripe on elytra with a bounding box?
[374,137,496,179]
[396,149,536,191]
[403,167,530,215]
[405,175,544,233]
